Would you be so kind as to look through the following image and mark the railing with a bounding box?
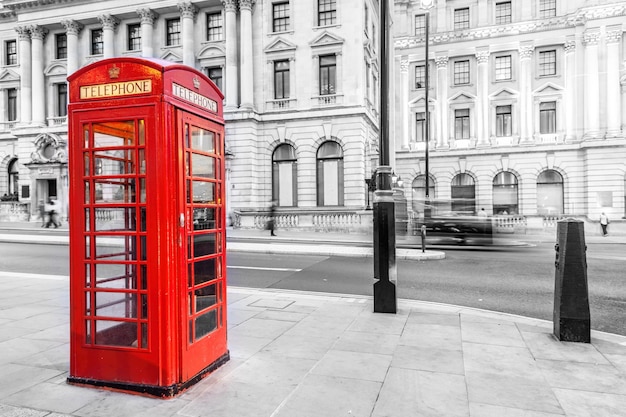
[493,215,527,234]
[0,121,17,131]
[47,116,67,126]
[543,215,565,228]
[233,208,370,233]
[0,201,30,221]
[266,98,296,110]
[313,94,343,106]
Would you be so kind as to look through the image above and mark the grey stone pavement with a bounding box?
[0,222,626,416]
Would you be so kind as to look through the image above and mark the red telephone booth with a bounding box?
[67,57,228,397]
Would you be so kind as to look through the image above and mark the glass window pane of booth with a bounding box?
[82,119,148,349]
[184,122,223,344]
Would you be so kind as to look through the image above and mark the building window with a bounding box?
[207,12,223,41]
[318,0,336,26]
[128,24,141,51]
[56,83,68,117]
[538,50,556,76]
[415,65,426,88]
[415,112,427,142]
[8,158,19,198]
[537,169,563,215]
[451,173,475,214]
[415,14,426,36]
[319,55,336,95]
[274,60,290,99]
[496,105,512,137]
[454,60,470,85]
[7,88,17,121]
[539,101,556,134]
[55,34,67,60]
[272,143,297,207]
[493,172,518,215]
[273,2,290,32]
[166,18,181,46]
[5,40,16,65]
[539,0,556,18]
[364,3,369,37]
[495,55,512,80]
[495,2,512,24]
[411,175,435,213]
[455,108,470,139]
[91,29,103,55]
[316,141,344,206]
[206,67,222,91]
[454,8,470,30]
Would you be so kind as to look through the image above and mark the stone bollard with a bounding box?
[553,219,590,343]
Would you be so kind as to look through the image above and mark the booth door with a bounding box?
[71,108,158,383]
[177,110,227,380]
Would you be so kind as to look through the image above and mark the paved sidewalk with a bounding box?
[1,273,626,417]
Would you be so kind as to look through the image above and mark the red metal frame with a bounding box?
[67,57,227,397]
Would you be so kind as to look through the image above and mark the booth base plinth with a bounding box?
[67,351,230,398]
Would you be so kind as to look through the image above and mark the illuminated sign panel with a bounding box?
[172,83,218,113]
[80,79,152,99]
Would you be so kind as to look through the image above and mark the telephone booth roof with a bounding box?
[68,57,223,122]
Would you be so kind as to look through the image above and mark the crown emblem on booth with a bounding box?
[193,77,200,89]
[108,65,121,79]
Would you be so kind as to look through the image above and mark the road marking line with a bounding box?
[228,266,302,272]
[0,271,67,280]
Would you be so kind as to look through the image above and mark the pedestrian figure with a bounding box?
[45,198,61,228]
[268,201,277,236]
[600,212,609,236]
[38,199,46,227]
[478,208,488,218]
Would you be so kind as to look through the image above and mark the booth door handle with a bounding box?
[179,213,185,228]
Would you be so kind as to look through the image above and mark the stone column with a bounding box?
[476,49,490,146]
[178,2,197,67]
[400,59,409,149]
[518,43,534,143]
[223,0,239,109]
[435,55,448,148]
[61,20,83,75]
[30,25,47,126]
[563,38,576,141]
[239,0,255,109]
[98,14,119,59]
[137,8,157,58]
[16,26,31,125]
[605,26,622,138]
[582,29,601,139]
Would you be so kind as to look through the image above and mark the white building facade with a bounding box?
[393,0,626,223]
[0,0,381,228]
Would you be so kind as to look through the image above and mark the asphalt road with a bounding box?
[0,240,624,335]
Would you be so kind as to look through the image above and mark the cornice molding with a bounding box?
[395,4,626,49]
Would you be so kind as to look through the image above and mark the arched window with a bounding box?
[411,175,435,213]
[451,173,475,214]
[493,172,518,215]
[316,141,344,206]
[8,158,19,198]
[272,144,297,207]
[537,169,563,215]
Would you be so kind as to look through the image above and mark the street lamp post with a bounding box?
[422,0,434,219]
[373,0,397,314]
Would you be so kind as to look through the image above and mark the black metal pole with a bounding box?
[424,12,430,199]
[423,11,432,221]
[373,0,397,314]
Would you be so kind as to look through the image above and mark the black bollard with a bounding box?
[553,219,590,343]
